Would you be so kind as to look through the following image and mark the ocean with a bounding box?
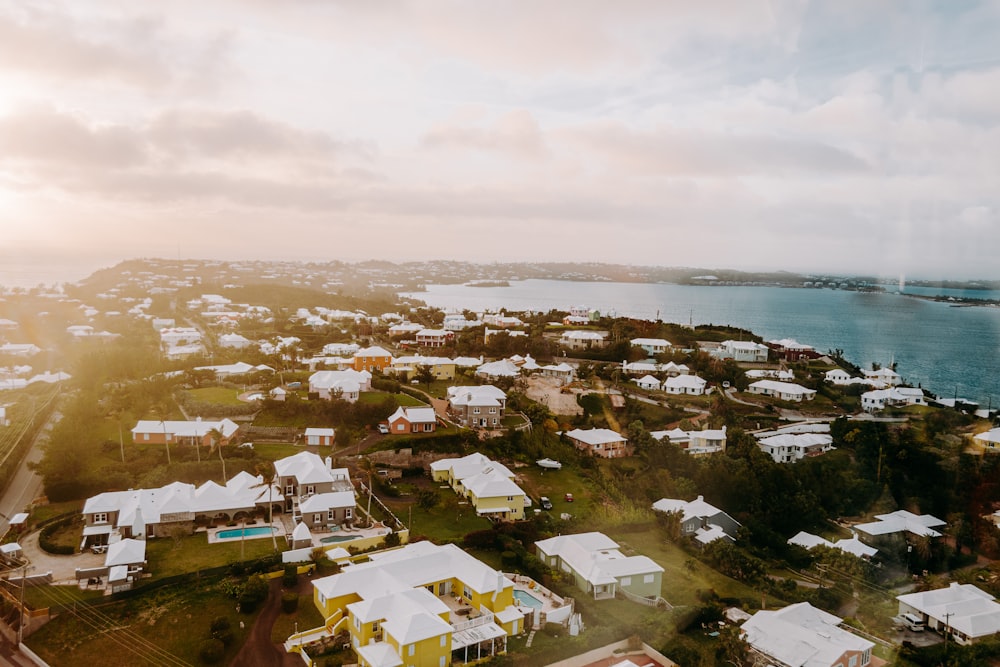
[402,280,1000,408]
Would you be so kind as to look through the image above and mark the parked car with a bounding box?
[564,493,574,502]
[539,496,553,510]
[378,424,390,434]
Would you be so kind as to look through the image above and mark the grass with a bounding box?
[383,483,491,541]
[185,386,246,406]
[29,500,84,528]
[357,391,427,407]
[145,531,280,579]
[270,589,326,642]
[517,465,597,518]
[25,578,259,666]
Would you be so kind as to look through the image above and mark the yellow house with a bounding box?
[390,355,457,382]
[312,542,525,666]
[429,453,527,521]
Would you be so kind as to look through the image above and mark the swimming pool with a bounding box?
[512,589,544,609]
[216,526,276,540]
[320,534,359,544]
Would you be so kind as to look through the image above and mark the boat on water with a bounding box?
[536,458,562,470]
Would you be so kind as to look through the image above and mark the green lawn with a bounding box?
[145,531,280,579]
[357,391,427,407]
[26,578,259,666]
[186,386,246,406]
[270,589,326,642]
[383,486,492,541]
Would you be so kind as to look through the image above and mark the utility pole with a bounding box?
[17,563,27,644]
[944,611,953,655]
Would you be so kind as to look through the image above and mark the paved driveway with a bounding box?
[15,530,105,584]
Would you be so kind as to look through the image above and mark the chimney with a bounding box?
[325,456,332,471]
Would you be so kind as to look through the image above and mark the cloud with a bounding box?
[422,109,544,157]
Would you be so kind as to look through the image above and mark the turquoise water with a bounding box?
[217,526,275,539]
[320,534,359,544]
[403,280,1000,407]
[513,589,544,609]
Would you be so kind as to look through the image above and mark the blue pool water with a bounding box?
[217,526,276,540]
[513,589,544,609]
[320,535,359,544]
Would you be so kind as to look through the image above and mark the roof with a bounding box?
[430,452,514,481]
[131,418,239,439]
[749,380,816,396]
[447,384,507,407]
[105,538,146,567]
[854,510,945,538]
[463,469,525,499]
[534,532,662,587]
[565,428,626,446]
[355,346,393,358]
[897,583,1000,639]
[973,428,1000,445]
[742,602,873,667]
[387,406,436,424]
[299,491,356,513]
[304,427,336,437]
[274,451,341,485]
[651,496,732,524]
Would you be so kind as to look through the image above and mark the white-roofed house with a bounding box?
[974,427,1000,451]
[534,532,664,601]
[564,428,631,459]
[630,338,671,355]
[560,330,608,351]
[742,602,873,667]
[662,375,707,395]
[308,369,371,402]
[475,359,521,379]
[105,538,147,593]
[747,380,817,402]
[446,385,507,428]
[860,387,926,412]
[652,496,741,545]
[304,427,336,447]
[130,417,240,448]
[863,367,902,387]
[756,433,834,463]
[896,583,1000,645]
[429,453,527,521]
[631,375,661,391]
[718,340,769,363]
[386,406,437,434]
[853,510,946,545]
[786,531,878,559]
[415,329,453,348]
[308,542,529,666]
[274,451,354,515]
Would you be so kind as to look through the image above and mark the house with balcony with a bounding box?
[756,432,834,463]
[274,451,354,516]
[651,427,727,455]
[717,340,769,363]
[447,385,507,428]
[534,532,663,601]
[853,510,946,546]
[309,541,526,666]
[415,329,454,348]
[742,602,873,667]
[860,387,926,412]
[386,406,438,434]
[564,428,631,458]
[389,355,456,382]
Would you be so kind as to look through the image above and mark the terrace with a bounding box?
[505,572,575,629]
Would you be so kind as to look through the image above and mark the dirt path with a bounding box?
[231,578,311,667]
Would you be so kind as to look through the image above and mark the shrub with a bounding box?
[238,574,270,613]
[281,592,299,614]
[383,532,401,548]
[209,616,231,634]
[198,639,225,664]
[39,517,76,555]
[283,564,298,588]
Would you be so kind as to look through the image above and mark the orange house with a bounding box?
[352,345,393,373]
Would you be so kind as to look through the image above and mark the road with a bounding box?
[0,410,59,537]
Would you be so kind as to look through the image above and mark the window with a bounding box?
[849,656,858,667]
[306,485,315,495]
[345,508,353,519]
[424,423,433,432]
[643,574,655,583]
[285,485,294,496]
[313,514,322,525]
[473,407,480,414]
[372,620,380,633]
[328,510,335,521]
[143,433,150,441]
[93,513,108,524]
[439,636,446,647]
[408,644,415,656]
[397,423,405,431]
[489,407,496,413]
[440,656,446,667]
[621,577,631,586]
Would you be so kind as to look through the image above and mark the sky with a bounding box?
[1,0,999,281]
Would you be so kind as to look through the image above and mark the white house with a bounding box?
[757,433,834,463]
[861,387,926,412]
[564,428,630,458]
[897,583,1000,645]
[560,330,608,351]
[632,375,661,391]
[304,427,336,447]
[824,368,853,385]
[662,375,707,395]
[218,333,253,350]
[308,369,371,401]
[863,367,901,387]
[534,532,663,600]
[787,531,878,559]
[974,428,1000,451]
[747,380,816,402]
[630,338,671,355]
[742,603,873,667]
[718,340,769,363]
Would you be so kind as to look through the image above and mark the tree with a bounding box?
[716,625,752,667]
[254,461,280,552]
[208,428,227,482]
[415,364,435,390]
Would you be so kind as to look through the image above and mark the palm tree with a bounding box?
[153,403,171,465]
[254,461,280,552]
[208,427,226,482]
